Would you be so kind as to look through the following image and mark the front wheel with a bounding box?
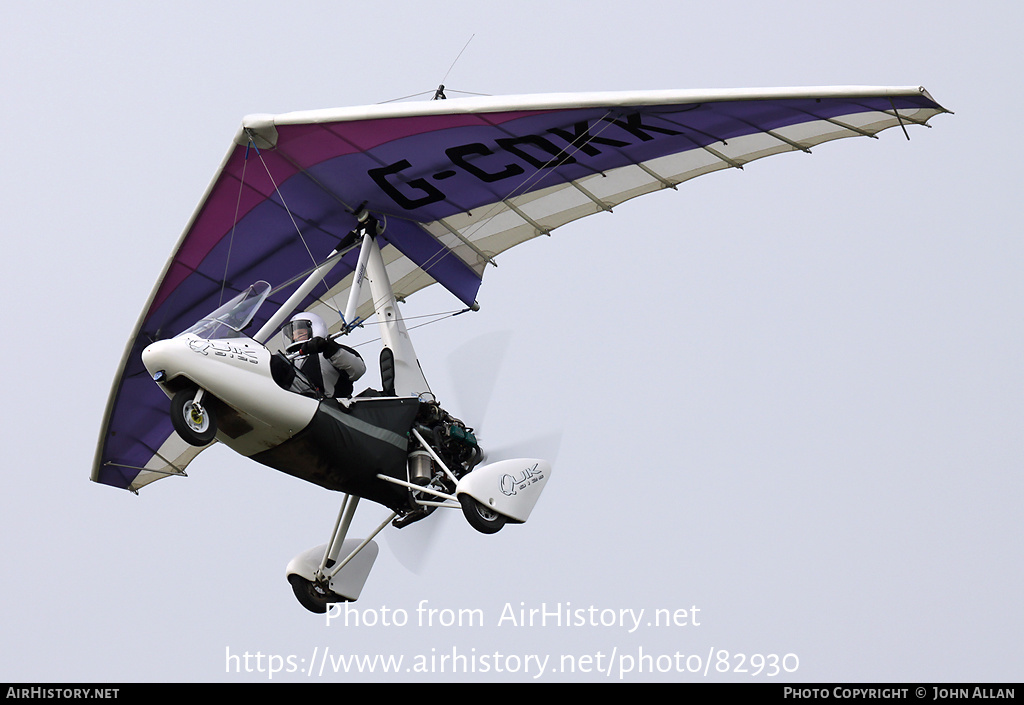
[459,494,506,534]
[170,389,217,446]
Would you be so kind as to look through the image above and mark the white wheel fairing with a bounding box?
[286,540,378,608]
[455,458,553,524]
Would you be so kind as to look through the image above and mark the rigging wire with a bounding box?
[438,89,492,97]
[380,35,476,103]
[249,132,321,273]
[344,307,474,350]
[219,138,254,306]
[378,90,436,104]
[441,34,474,86]
[379,87,491,104]
[245,128,350,319]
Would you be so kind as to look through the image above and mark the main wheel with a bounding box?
[170,389,217,446]
[459,494,506,534]
[288,574,349,614]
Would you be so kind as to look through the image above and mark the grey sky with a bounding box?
[1,0,1020,683]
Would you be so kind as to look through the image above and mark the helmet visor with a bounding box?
[282,320,314,352]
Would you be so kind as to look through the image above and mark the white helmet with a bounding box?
[283,311,327,353]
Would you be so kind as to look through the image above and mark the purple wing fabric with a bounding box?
[92,86,949,491]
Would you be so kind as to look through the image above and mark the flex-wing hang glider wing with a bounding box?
[92,85,949,492]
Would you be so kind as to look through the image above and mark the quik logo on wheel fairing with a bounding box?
[500,463,544,496]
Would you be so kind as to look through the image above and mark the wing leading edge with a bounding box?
[92,85,949,492]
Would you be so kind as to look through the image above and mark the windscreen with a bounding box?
[178,281,272,340]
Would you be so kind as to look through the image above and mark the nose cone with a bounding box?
[141,338,178,378]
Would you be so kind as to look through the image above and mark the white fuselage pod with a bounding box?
[141,334,318,457]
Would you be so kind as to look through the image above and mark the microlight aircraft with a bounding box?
[92,86,948,612]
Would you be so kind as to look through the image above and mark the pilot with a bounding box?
[282,311,366,398]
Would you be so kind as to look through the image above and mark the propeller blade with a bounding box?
[385,508,452,575]
[445,330,512,435]
[481,429,563,467]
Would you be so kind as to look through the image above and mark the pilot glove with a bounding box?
[302,336,341,357]
[301,336,327,354]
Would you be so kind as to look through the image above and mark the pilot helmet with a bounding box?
[283,311,327,353]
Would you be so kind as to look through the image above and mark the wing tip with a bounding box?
[238,114,279,149]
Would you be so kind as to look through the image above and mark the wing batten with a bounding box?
[430,217,496,270]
